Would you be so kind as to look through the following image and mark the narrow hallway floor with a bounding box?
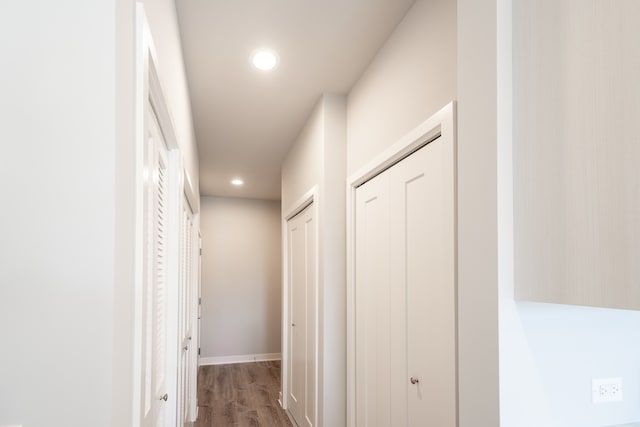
[195,361,294,427]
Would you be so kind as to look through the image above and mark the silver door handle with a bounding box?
[160,393,168,401]
[410,377,419,385]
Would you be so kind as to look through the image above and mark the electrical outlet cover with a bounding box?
[592,377,623,403]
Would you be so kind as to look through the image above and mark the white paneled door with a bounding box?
[354,136,456,427]
[177,194,194,427]
[287,203,316,427]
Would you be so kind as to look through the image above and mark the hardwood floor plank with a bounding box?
[195,361,293,427]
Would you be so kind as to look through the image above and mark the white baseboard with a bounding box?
[199,352,281,366]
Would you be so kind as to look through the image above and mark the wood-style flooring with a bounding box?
[195,361,294,427]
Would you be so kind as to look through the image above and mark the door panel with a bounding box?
[177,195,194,426]
[289,214,305,420]
[142,104,170,427]
[303,211,316,427]
[193,233,202,419]
[355,137,456,427]
[287,204,316,427]
[355,173,391,427]
[389,139,456,425]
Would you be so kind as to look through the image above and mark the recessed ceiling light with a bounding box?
[231,178,244,186]
[251,49,278,71]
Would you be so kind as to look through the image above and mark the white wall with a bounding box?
[347,0,457,175]
[502,303,640,427]
[0,2,115,425]
[0,1,198,425]
[281,101,324,212]
[199,197,282,359]
[281,93,347,426]
[318,94,347,427]
[142,0,200,204]
[457,0,503,425]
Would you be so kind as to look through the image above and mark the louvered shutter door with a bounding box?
[154,153,168,396]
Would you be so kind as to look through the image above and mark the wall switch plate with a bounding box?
[592,377,623,403]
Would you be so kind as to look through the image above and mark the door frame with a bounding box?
[345,101,457,427]
[281,186,320,426]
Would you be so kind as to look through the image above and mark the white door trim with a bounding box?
[345,101,457,427]
[281,186,319,426]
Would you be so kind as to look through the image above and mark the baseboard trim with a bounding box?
[199,353,281,366]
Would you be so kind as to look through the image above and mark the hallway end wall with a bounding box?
[199,197,282,361]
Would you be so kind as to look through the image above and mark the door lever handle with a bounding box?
[410,377,419,385]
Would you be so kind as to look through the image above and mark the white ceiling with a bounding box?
[176,0,417,200]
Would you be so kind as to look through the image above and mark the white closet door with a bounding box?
[355,137,456,427]
[192,232,202,420]
[354,172,391,427]
[142,104,170,427]
[390,138,456,425]
[287,203,316,427]
[177,195,194,426]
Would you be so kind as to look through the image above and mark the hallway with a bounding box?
[195,362,293,427]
